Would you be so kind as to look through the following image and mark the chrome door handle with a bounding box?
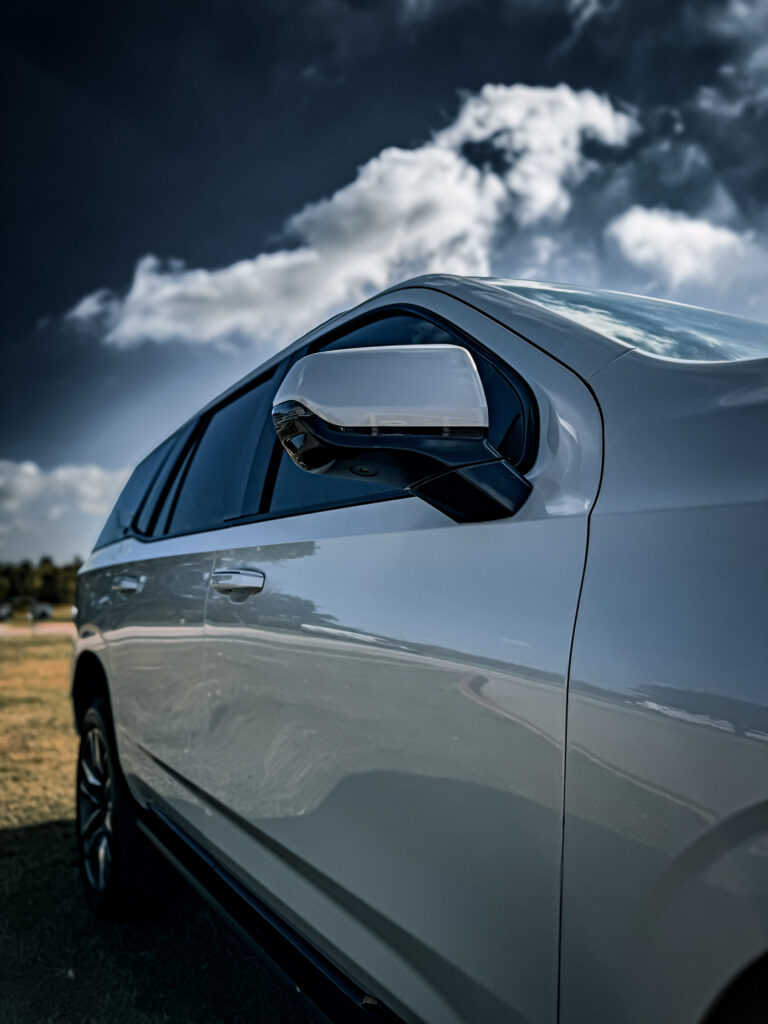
[112,575,144,595]
[210,568,266,594]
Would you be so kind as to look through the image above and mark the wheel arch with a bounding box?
[703,951,768,1023]
[72,650,113,735]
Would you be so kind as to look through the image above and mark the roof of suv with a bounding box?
[169,275,768,446]
[484,279,768,364]
[386,274,768,373]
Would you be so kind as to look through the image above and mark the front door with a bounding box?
[198,299,602,1024]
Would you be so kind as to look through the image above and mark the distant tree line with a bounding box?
[0,557,83,606]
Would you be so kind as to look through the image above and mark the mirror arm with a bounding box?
[273,402,532,522]
[409,459,531,523]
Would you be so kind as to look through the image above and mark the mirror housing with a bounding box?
[272,344,532,522]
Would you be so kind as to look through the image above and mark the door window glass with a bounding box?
[474,360,530,468]
[318,314,455,353]
[168,368,277,535]
[268,452,401,517]
[153,435,197,536]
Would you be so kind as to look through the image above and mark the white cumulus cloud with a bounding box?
[68,83,637,350]
[0,461,128,521]
[0,461,129,561]
[605,205,768,316]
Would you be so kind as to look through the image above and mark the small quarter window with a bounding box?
[134,425,195,536]
[93,438,175,549]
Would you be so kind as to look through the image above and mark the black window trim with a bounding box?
[157,418,207,536]
[158,363,280,538]
[92,434,181,551]
[131,423,197,539]
[110,302,539,545]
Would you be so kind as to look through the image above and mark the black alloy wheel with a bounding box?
[77,716,115,894]
[76,698,169,917]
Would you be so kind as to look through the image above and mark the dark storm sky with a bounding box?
[2,0,767,560]
[4,0,567,464]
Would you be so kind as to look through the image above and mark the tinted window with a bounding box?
[269,451,400,516]
[134,425,194,536]
[93,438,175,549]
[153,437,197,536]
[169,369,276,535]
[318,314,455,354]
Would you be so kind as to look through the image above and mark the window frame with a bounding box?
[113,303,539,543]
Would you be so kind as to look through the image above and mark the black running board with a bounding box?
[138,804,402,1024]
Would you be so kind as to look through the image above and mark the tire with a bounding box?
[707,955,768,1024]
[75,698,163,917]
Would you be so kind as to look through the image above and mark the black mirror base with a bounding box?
[273,401,532,523]
[409,459,532,523]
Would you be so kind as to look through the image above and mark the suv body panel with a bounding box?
[73,277,768,1023]
[561,349,768,1024]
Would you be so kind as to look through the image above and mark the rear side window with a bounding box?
[167,368,277,535]
[134,425,195,536]
[93,437,176,549]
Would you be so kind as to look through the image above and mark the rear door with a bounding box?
[192,292,602,1024]
[103,366,283,801]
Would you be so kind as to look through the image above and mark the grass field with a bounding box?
[0,628,320,1023]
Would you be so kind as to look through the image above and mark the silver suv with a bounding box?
[72,276,768,1024]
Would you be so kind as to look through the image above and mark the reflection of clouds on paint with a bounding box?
[493,280,768,362]
[639,699,736,733]
[638,699,768,743]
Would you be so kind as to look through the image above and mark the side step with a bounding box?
[137,804,402,1024]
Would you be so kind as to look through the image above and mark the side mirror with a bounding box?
[272,345,531,522]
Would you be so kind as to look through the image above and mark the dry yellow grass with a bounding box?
[0,631,77,827]
[0,631,318,1024]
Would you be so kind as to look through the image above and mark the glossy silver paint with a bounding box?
[561,348,768,1024]
[74,277,768,1024]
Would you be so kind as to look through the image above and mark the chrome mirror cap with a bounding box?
[271,344,531,523]
[273,344,489,430]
